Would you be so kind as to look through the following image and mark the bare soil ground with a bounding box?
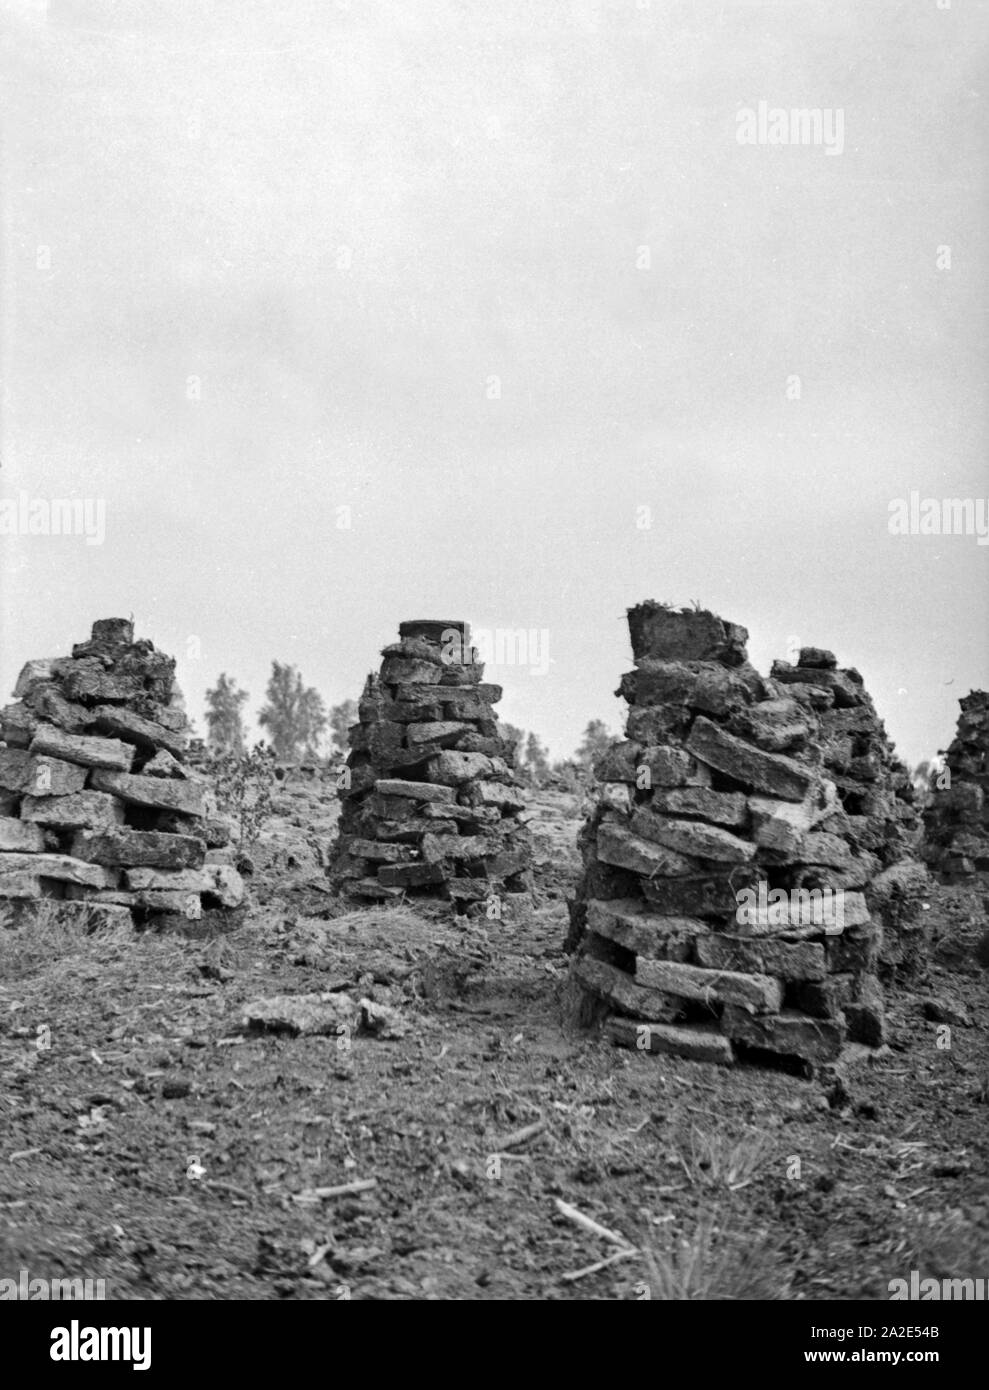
[1,782,987,1300]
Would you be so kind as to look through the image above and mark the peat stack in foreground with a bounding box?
[569,604,925,1070]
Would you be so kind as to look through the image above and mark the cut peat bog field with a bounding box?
[1,783,986,1302]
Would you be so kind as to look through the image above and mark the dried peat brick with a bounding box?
[596,820,695,877]
[71,828,206,870]
[20,791,126,831]
[23,756,88,797]
[606,1016,734,1065]
[634,957,782,1012]
[377,861,446,889]
[91,705,187,758]
[585,898,709,961]
[89,770,206,817]
[651,786,748,826]
[694,934,826,982]
[0,817,46,853]
[629,807,755,863]
[0,749,32,792]
[29,726,136,772]
[720,1005,845,1063]
[0,852,118,890]
[686,717,813,801]
[574,955,685,1023]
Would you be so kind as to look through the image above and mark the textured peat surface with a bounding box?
[1,782,986,1301]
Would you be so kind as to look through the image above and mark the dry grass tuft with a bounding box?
[675,1123,774,1191]
[641,1210,788,1300]
[324,903,440,937]
[890,1210,989,1285]
[0,900,134,978]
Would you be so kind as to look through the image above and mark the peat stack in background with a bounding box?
[329,620,532,911]
[0,618,244,926]
[771,650,921,867]
[771,648,929,974]
[568,603,926,1070]
[923,691,989,882]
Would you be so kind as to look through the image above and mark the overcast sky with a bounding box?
[1,0,987,765]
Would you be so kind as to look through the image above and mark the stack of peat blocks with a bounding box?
[569,603,917,1071]
[329,620,532,910]
[923,691,989,881]
[771,649,921,871]
[0,619,244,927]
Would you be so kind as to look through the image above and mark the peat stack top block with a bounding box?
[0,618,245,927]
[328,620,532,911]
[923,691,989,881]
[568,604,925,1071]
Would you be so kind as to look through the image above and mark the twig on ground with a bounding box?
[554,1197,635,1251]
[293,1178,378,1202]
[560,1247,639,1283]
[491,1118,546,1151]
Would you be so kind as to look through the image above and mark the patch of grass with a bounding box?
[675,1123,773,1191]
[641,1210,788,1300]
[317,903,440,938]
[0,901,134,979]
[890,1210,989,1285]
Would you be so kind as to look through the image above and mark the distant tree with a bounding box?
[258,661,328,761]
[550,757,584,795]
[523,732,551,785]
[204,673,249,756]
[329,699,358,756]
[575,718,615,775]
[170,680,198,739]
[500,722,526,761]
[297,685,329,760]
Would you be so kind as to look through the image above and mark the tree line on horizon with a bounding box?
[202,664,616,779]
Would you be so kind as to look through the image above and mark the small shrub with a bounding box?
[206,742,277,851]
